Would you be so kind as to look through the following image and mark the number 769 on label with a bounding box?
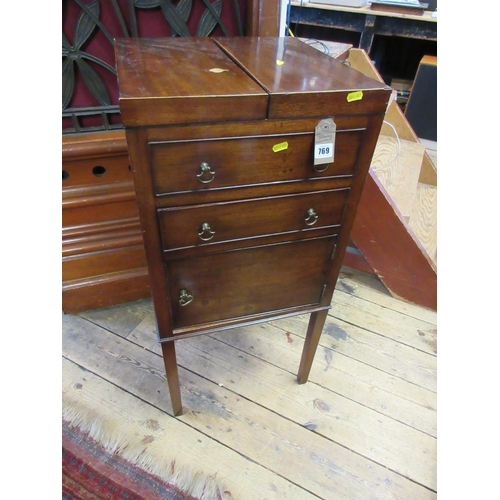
[315,143,334,160]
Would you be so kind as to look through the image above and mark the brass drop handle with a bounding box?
[313,163,330,173]
[179,289,194,307]
[196,162,216,184]
[198,222,215,241]
[305,208,319,226]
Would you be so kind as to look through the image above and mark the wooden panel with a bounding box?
[63,194,140,228]
[62,130,128,160]
[63,245,148,282]
[63,223,143,258]
[215,37,391,118]
[408,183,437,266]
[119,94,267,129]
[419,151,437,186]
[146,114,372,143]
[62,269,150,314]
[114,38,268,127]
[351,170,437,309]
[343,246,376,275]
[167,237,336,330]
[62,130,149,313]
[371,134,425,220]
[62,157,131,188]
[62,133,138,228]
[246,0,280,36]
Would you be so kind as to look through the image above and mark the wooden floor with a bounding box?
[62,266,437,500]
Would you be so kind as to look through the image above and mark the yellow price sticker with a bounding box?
[272,141,289,153]
[347,91,363,102]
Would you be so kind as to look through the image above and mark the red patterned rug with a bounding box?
[62,420,200,500]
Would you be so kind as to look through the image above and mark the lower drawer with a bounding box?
[166,236,336,329]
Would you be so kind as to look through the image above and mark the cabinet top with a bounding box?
[115,37,391,127]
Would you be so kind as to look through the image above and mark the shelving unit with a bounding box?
[288,1,437,85]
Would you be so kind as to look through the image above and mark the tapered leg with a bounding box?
[297,309,329,384]
[161,341,183,416]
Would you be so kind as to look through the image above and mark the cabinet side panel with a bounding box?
[321,113,387,306]
[125,129,174,338]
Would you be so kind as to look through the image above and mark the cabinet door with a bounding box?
[167,237,336,329]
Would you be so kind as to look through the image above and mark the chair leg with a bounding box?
[161,341,183,416]
[297,309,329,384]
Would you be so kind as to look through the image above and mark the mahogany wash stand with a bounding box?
[115,37,391,415]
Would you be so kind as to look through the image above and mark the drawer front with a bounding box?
[150,130,364,196]
[166,237,335,329]
[158,188,349,252]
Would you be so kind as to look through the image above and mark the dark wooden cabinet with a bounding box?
[115,36,391,415]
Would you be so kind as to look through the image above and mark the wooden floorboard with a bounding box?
[62,267,437,499]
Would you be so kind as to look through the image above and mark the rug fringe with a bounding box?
[62,398,229,500]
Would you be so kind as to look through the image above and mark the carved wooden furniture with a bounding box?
[115,36,391,415]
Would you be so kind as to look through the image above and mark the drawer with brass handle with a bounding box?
[158,188,350,255]
[149,130,364,197]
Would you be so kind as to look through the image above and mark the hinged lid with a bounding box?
[214,37,391,119]
[115,37,268,127]
[115,37,391,127]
